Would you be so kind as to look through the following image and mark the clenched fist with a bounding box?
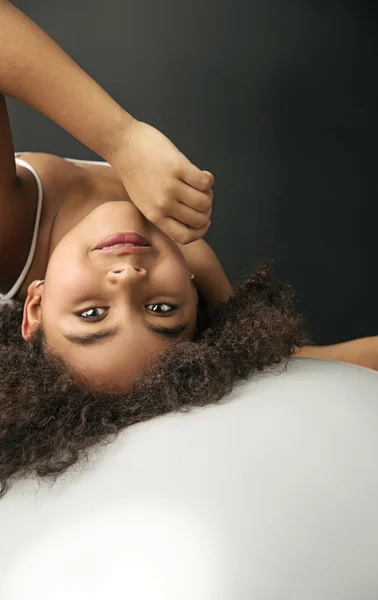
[110,119,214,244]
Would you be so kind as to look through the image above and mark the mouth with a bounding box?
[93,231,151,251]
[93,244,153,256]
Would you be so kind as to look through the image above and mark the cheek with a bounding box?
[45,249,92,296]
[163,258,191,289]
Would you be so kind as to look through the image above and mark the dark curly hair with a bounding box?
[0,259,313,498]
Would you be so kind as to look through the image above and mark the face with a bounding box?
[22,202,198,392]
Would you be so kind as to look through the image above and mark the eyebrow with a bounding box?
[62,322,189,346]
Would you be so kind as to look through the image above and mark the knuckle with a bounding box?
[199,194,212,212]
[199,180,207,193]
[163,178,176,195]
[198,201,210,214]
[147,207,161,223]
[172,161,182,178]
[200,174,209,191]
[143,207,155,222]
[195,215,209,229]
[156,196,169,212]
[179,230,193,245]
[202,172,213,190]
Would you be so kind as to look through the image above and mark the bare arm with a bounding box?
[0,0,132,161]
[178,236,378,368]
[178,239,233,305]
[293,336,378,371]
[179,242,378,370]
[0,1,214,247]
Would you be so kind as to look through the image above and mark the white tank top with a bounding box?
[1,154,110,301]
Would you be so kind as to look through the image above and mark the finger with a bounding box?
[163,217,211,245]
[170,200,212,229]
[202,170,215,188]
[180,162,214,192]
[174,180,213,212]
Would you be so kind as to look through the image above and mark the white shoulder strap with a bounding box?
[2,158,44,300]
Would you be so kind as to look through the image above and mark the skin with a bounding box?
[15,160,378,387]
[2,0,378,396]
[22,200,199,392]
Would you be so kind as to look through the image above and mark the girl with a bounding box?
[0,0,374,496]
[0,0,233,392]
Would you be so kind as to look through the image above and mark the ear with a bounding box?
[21,281,43,342]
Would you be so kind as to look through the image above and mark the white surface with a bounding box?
[1,357,378,599]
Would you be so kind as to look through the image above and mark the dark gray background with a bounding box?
[8,0,378,345]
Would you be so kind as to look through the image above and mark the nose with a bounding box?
[107,264,147,285]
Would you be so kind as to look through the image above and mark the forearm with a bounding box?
[178,239,233,305]
[196,273,233,306]
[0,0,133,162]
[294,336,378,371]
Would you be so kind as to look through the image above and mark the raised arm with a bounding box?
[0,0,132,160]
[0,0,213,245]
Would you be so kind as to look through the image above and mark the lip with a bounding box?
[93,231,151,250]
[93,244,153,255]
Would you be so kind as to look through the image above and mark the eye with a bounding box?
[76,307,107,321]
[76,303,177,321]
[146,303,177,314]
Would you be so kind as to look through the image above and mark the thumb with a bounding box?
[182,164,214,191]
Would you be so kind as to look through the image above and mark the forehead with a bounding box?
[45,316,197,392]
[59,325,195,390]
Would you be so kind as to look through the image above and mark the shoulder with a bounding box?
[16,152,80,191]
[0,153,88,299]
[15,152,92,217]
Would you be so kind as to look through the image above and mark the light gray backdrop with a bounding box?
[8,0,378,345]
